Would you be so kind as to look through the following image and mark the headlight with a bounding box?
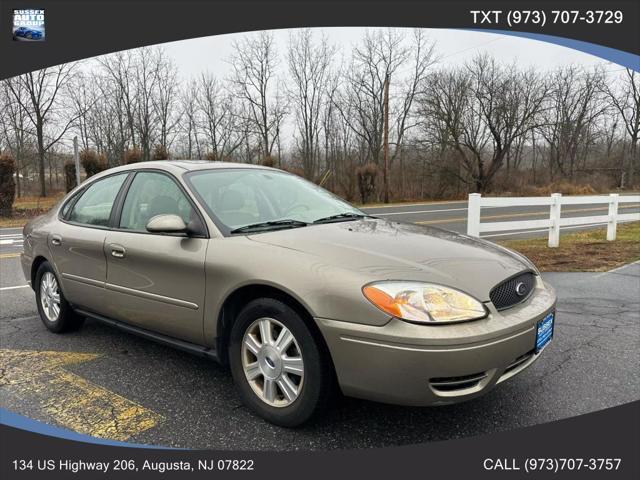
[362,281,487,324]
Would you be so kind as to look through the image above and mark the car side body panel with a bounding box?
[202,235,392,345]
[47,221,109,312]
[102,230,208,344]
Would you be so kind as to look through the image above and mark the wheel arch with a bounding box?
[216,284,335,373]
[30,255,50,290]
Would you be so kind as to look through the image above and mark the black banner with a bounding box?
[1,400,639,479]
[1,0,639,78]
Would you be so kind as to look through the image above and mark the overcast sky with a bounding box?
[159,27,626,80]
[71,27,628,152]
[150,27,627,148]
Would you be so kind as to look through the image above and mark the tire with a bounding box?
[35,261,84,333]
[229,298,333,427]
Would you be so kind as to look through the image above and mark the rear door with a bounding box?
[102,170,208,344]
[51,172,129,312]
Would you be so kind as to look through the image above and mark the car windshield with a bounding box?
[185,168,364,234]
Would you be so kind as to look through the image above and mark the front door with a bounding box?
[103,171,207,344]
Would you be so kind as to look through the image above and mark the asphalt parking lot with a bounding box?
[1,248,638,449]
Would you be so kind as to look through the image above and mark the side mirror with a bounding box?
[145,214,188,234]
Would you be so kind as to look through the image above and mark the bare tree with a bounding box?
[390,30,437,165]
[132,47,160,161]
[539,66,606,180]
[179,79,201,159]
[419,55,548,192]
[98,51,137,149]
[0,80,33,197]
[287,29,336,179]
[336,29,410,166]
[604,69,639,185]
[67,71,99,151]
[152,49,180,151]
[419,68,485,188]
[228,31,286,160]
[197,73,244,160]
[465,55,549,191]
[5,64,83,196]
[91,71,131,165]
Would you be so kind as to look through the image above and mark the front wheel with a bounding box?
[229,298,333,427]
[35,261,84,333]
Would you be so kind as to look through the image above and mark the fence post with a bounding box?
[607,193,619,241]
[467,193,481,237]
[548,193,562,248]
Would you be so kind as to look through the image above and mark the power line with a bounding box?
[439,37,504,62]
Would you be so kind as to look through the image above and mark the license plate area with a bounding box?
[536,312,554,352]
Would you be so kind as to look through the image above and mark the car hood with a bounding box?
[247,219,532,302]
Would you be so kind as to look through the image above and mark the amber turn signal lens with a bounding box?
[362,285,403,317]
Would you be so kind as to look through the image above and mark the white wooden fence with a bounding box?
[467,193,640,247]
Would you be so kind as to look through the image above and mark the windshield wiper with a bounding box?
[230,219,309,234]
[313,213,371,224]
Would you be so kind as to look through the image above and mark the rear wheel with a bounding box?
[35,261,84,333]
[229,298,333,427]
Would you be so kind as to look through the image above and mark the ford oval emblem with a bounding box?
[515,282,527,296]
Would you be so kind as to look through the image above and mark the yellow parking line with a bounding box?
[415,204,640,225]
[0,349,163,441]
[0,253,20,259]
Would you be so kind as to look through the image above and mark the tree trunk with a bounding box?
[37,124,46,197]
[629,137,637,186]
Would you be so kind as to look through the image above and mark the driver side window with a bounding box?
[119,172,193,231]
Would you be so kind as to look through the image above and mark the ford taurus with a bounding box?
[22,161,556,426]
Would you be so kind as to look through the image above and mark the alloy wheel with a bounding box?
[40,272,61,322]
[241,317,305,407]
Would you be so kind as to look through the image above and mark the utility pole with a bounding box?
[383,73,390,203]
[73,136,81,187]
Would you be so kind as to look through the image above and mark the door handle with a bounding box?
[110,244,126,258]
[51,235,62,246]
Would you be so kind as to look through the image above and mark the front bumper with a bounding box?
[316,281,556,406]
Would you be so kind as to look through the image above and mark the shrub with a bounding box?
[0,154,16,216]
[152,144,169,160]
[64,162,78,192]
[282,165,305,177]
[205,151,218,161]
[355,163,378,204]
[80,149,107,178]
[124,147,143,164]
[261,156,277,167]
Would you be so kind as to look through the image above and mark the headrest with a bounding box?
[148,195,179,218]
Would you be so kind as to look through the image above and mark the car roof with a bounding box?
[97,160,275,176]
[164,160,271,171]
[76,161,283,191]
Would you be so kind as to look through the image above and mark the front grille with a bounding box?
[490,272,535,311]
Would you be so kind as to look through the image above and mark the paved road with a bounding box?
[1,253,638,449]
[360,199,640,240]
